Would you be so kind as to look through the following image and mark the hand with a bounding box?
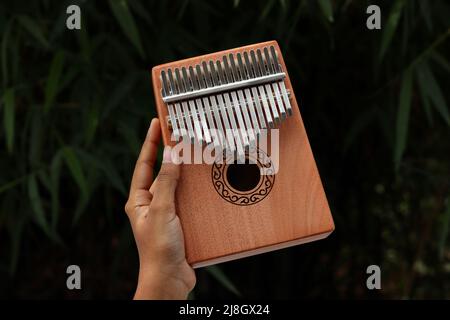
[125,118,196,300]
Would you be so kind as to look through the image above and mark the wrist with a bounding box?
[134,263,192,300]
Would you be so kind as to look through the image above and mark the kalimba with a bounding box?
[151,41,334,268]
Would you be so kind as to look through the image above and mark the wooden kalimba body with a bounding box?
[151,41,334,268]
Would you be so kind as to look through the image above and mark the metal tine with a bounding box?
[210,61,235,156]
[250,50,274,128]
[269,46,281,73]
[271,45,292,116]
[244,51,267,129]
[223,55,250,154]
[175,68,195,144]
[216,59,244,159]
[237,52,260,138]
[189,66,211,144]
[207,61,228,152]
[168,69,188,141]
[196,64,217,147]
[257,49,280,125]
[264,47,286,120]
[202,61,224,151]
[182,67,203,144]
[161,70,180,142]
[229,53,256,150]
[161,70,170,97]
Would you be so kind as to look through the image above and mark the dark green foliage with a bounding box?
[0,0,449,299]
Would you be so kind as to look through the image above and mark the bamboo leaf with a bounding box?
[78,150,127,196]
[29,107,43,166]
[128,0,154,26]
[418,0,432,31]
[416,63,434,125]
[1,19,13,86]
[259,0,276,21]
[17,15,50,49]
[28,174,50,234]
[2,193,24,276]
[44,51,65,113]
[176,0,189,20]
[84,97,100,146]
[76,25,91,64]
[206,265,241,297]
[3,88,15,153]
[37,170,52,191]
[394,67,413,171]
[59,65,79,93]
[10,27,20,84]
[61,147,89,199]
[417,76,434,126]
[431,51,450,74]
[379,0,405,63]
[343,107,376,153]
[109,0,145,58]
[73,194,89,224]
[0,176,27,194]
[318,0,334,22]
[416,61,450,126]
[102,73,137,120]
[50,151,63,230]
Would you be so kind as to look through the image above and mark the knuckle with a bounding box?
[150,201,174,214]
[158,165,179,181]
[157,170,175,182]
[136,158,148,167]
[124,201,132,215]
[186,270,196,291]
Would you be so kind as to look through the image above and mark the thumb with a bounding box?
[151,146,180,208]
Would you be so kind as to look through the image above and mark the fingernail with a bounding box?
[163,146,172,163]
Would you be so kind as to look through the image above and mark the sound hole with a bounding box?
[226,160,261,192]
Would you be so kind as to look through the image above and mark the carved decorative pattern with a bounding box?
[211,150,275,206]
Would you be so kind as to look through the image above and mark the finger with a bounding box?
[149,176,157,195]
[129,118,161,195]
[150,146,181,210]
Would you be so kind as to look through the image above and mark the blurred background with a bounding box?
[0,0,449,299]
